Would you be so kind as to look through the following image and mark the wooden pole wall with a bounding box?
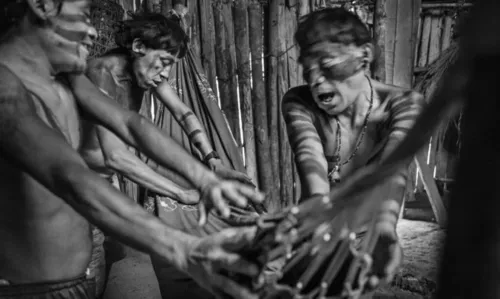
[249,1,273,200]
[266,0,282,211]
[234,0,258,186]
[199,0,217,90]
[114,0,461,212]
[213,0,242,152]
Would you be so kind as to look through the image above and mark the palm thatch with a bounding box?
[415,42,459,99]
[415,41,462,157]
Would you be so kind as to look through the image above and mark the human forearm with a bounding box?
[62,163,196,269]
[177,111,214,160]
[69,74,220,191]
[105,148,187,201]
[146,159,195,189]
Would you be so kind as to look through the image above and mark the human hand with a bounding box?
[198,178,264,226]
[366,224,403,290]
[208,158,256,188]
[176,189,201,205]
[184,226,261,299]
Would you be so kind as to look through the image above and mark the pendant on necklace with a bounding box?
[329,165,341,183]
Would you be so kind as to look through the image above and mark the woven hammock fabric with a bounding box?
[137,49,260,237]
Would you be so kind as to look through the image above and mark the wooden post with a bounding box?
[213,0,242,149]
[266,0,282,211]
[186,0,201,62]
[392,0,421,88]
[234,0,258,186]
[249,1,272,195]
[417,13,432,68]
[372,0,387,83]
[277,3,295,207]
[441,14,454,51]
[428,10,443,65]
[198,1,217,91]
[385,0,421,205]
[384,0,398,85]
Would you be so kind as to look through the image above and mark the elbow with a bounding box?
[55,162,94,204]
[103,149,128,173]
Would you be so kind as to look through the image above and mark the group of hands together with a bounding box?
[175,159,403,299]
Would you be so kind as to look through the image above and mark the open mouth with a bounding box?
[317,92,335,104]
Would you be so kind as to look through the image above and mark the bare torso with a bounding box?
[283,80,420,197]
[79,53,144,178]
[0,54,91,282]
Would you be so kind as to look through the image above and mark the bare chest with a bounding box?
[30,80,82,149]
[315,116,381,177]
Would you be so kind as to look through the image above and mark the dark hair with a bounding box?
[295,8,371,58]
[115,13,189,59]
[1,0,64,38]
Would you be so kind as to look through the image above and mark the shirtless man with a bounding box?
[0,1,263,299]
[75,12,256,297]
[282,8,425,293]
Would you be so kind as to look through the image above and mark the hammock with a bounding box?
[131,48,260,236]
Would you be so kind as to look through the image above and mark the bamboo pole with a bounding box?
[199,0,217,90]
[372,0,387,83]
[384,0,398,85]
[213,0,242,149]
[249,0,272,197]
[278,4,294,207]
[417,14,432,67]
[441,15,454,51]
[234,0,258,186]
[186,0,201,61]
[266,0,282,211]
[428,10,443,64]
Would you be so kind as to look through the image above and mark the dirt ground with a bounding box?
[103,219,445,299]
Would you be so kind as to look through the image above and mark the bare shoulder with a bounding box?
[282,85,315,111]
[372,80,425,107]
[0,64,32,108]
[0,65,37,136]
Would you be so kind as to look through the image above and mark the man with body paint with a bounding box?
[76,12,258,298]
[281,8,425,295]
[0,1,264,298]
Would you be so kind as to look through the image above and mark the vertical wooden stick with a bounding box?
[213,0,242,149]
[199,1,217,90]
[249,1,273,197]
[373,0,387,83]
[266,0,282,211]
[234,0,258,186]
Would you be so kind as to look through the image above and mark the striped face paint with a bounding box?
[300,42,368,115]
[132,49,178,89]
[41,0,97,74]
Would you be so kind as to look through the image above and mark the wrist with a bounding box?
[203,151,220,166]
[152,225,199,271]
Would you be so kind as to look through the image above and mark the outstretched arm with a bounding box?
[0,66,194,271]
[154,81,253,185]
[282,94,330,201]
[97,125,199,204]
[373,90,425,229]
[68,74,263,222]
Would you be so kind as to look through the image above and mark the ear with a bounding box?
[25,0,60,21]
[362,43,375,65]
[132,38,147,55]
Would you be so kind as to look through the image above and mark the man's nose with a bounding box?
[311,73,326,88]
